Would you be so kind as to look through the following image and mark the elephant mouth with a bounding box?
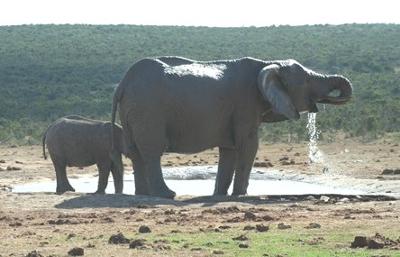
[317,95,352,105]
[317,80,353,105]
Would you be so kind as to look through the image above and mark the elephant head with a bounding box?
[258,60,352,120]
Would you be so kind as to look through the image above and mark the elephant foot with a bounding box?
[151,188,176,199]
[94,190,106,194]
[56,185,75,194]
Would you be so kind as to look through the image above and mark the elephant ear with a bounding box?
[257,64,300,120]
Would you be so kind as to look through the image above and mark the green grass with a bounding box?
[120,227,400,257]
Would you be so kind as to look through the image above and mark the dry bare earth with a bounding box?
[0,139,399,256]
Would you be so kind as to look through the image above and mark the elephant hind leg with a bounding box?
[132,152,150,195]
[96,161,112,194]
[128,116,175,199]
[110,159,124,194]
[52,158,75,194]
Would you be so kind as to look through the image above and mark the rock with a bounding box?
[306,195,316,201]
[238,243,249,248]
[339,198,350,203]
[108,233,130,244]
[0,160,5,163]
[277,223,291,229]
[129,239,146,249]
[26,250,43,257]
[351,236,368,248]
[232,235,248,241]
[368,239,384,249]
[261,214,274,221]
[243,225,255,231]
[255,224,269,232]
[138,225,151,233]
[213,250,224,254]
[244,211,256,220]
[218,225,231,230]
[305,223,321,229]
[67,233,76,240]
[6,166,21,171]
[67,247,84,256]
[319,196,330,202]
[253,161,273,168]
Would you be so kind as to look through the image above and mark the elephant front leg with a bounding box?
[232,135,258,196]
[214,147,237,196]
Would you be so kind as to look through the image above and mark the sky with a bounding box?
[1,0,399,27]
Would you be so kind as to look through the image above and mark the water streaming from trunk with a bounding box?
[306,113,324,163]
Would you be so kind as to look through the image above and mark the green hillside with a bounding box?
[0,24,399,144]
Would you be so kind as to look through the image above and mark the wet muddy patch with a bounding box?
[11,166,399,197]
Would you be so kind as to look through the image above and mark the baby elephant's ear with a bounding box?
[257,64,300,120]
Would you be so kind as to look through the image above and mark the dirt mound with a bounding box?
[351,233,400,249]
[67,247,84,256]
[108,233,130,244]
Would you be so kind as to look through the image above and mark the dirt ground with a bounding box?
[0,139,399,256]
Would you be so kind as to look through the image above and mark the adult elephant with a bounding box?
[111,56,352,198]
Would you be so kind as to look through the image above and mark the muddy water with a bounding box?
[12,166,366,196]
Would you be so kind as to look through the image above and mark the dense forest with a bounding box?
[0,24,399,144]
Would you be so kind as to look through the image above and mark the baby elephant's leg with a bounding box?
[96,161,112,194]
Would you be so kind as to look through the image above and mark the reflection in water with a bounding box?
[13,166,364,196]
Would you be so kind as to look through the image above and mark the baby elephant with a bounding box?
[42,115,127,194]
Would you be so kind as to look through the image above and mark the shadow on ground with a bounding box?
[54,193,397,209]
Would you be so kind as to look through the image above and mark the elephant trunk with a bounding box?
[316,75,353,105]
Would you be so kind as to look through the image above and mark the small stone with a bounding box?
[218,225,231,230]
[67,233,76,240]
[277,223,291,229]
[138,225,151,233]
[351,236,368,248]
[6,166,21,171]
[0,160,5,163]
[108,233,130,244]
[339,198,350,203]
[213,250,224,254]
[67,247,84,256]
[232,235,248,241]
[367,239,384,249]
[319,196,330,202]
[243,225,255,231]
[256,224,269,232]
[243,211,256,220]
[306,195,316,201]
[26,250,43,257]
[238,243,249,248]
[129,239,146,249]
[305,223,321,229]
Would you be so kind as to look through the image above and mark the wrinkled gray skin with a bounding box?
[112,56,352,198]
[43,115,127,194]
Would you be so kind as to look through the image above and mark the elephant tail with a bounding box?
[42,125,50,160]
[111,83,123,152]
